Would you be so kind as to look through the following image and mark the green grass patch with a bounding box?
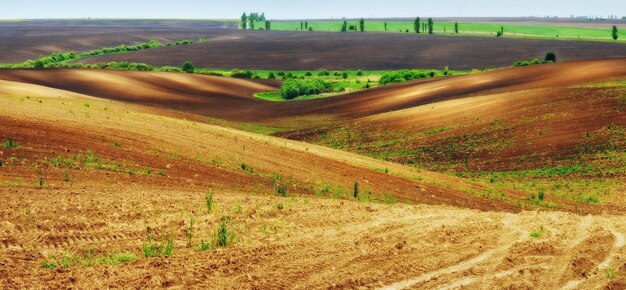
[42,249,136,269]
[270,20,626,42]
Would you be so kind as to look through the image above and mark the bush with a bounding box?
[181,61,194,73]
[268,72,276,79]
[279,79,332,99]
[544,52,557,63]
[304,71,312,76]
[231,70,254,78]
[379,69,442,85]
[317,70,330,76]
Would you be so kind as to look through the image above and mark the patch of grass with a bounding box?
[606,267,616,279]
[198,240,213,251]
[156,169,166,176]
[143,234,174,258]
[240,163,254,173]
[2,137,18,149]
[270,20,626,42]
[529,226,547,238]
[205,192,214,213]
[42,249,137,269]
[214,216,236,248]
[277,185,287,197]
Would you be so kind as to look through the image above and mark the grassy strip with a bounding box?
[0,39,195,69]
[270,20,626,42]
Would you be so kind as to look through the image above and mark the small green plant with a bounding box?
[353,182,359,199]
[199,240,213,251]
[62,170,69,182]
[50,155,62,167]
[530,226,546,238]
[163,238,174,257]
[42,260,56,269]
[156,169,166,176]
[240,163,254,173]
[143,234,174,258]
[114,141,122,148]
[277,203,284,210]
[215,216,235,248]
[538,191,545,201]
[277,185,287,197]
[205,192,214,213]
[606,267,615,279]
[2,137,18,149]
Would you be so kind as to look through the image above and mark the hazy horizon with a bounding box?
[1,0,624,20]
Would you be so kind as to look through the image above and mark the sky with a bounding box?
[0,0,624,19]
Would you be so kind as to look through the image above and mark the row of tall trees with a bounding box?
[340,18,365,32]
[240,12,267,30]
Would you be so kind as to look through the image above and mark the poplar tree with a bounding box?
[414,17,421,33]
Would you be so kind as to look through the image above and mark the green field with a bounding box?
[270,20,625,42]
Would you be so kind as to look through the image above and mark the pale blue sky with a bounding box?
[0,0,624,19]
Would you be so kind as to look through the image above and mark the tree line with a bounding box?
[240,12,271,30]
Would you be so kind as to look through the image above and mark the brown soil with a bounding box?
[0,20,236,63]
[1,58,626,288]
[78,30,626,70]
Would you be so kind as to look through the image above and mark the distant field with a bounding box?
[271,20,625,42]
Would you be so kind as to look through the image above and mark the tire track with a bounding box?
[561,224,624,290]
[378,215,525,290]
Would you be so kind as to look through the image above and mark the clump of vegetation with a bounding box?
[379,69,441,85]
[544,52,557,63]
[513,53,556,67]
[529,226,547,238]
[182,61,194,73]
[231,70,254,78]
[279,79,332,99]
[353,182,359,199]
[214,217,236,247]
[205,192,215,213]
[198,240,213,251]
[277,185,287,197]
[240,163,254,173]
[42,249,136,269]
[2,137,18,149]
[143,234,174,258]
[513,59,542,67]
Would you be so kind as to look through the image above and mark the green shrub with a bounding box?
[279,79,332,99]
[277,186,287,197]
[231,70,254,78]
[182,61,194,73]
[2,137,18,149]
[379,70,442,85]
[544,52,557,63]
